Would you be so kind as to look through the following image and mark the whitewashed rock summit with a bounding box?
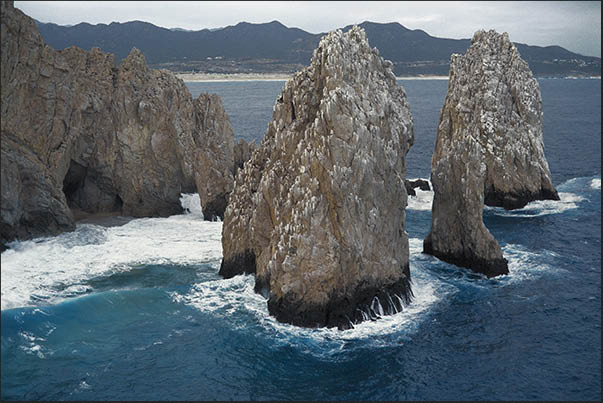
[220,26,415,329]
[424,29,559,277]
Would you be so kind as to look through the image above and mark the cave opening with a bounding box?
[113,194,123,211]
[62,159,88,210]
[62,159,123,216]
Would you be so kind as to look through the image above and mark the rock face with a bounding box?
[233,138,257,176]
[424,30,559,277]
[192,93,235,221]
[220,26,414,329]
[1,1,234,245]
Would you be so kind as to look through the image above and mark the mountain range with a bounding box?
[35,19,601,77]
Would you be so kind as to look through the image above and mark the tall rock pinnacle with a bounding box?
[220,26,414,329]
[424,29,559,277]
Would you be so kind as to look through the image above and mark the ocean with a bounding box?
[1,78,600,400]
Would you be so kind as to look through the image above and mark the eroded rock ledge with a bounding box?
[1,1,234,246]
[424,29,559,277]
[220,26,414,329]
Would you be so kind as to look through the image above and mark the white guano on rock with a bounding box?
[220,26,414,329]
[424,29,559,278]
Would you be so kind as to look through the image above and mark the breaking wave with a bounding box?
[485,192,584,217]
[406,178,434,211]
[171,236,560,355]
[406,177,594,217]
[1,195,221,310]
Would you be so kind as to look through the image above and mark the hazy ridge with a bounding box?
[35,19,601,77]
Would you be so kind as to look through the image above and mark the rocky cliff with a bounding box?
[424,30,559,277]
[1,1,233,246]
[233,138,257,176]
[220,26,414,329]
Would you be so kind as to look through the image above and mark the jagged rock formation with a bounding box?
[192,93,235,221]
[220,26,414,329]
[1,1,233,246]
[233,138,257,176]
[424,29,559,277]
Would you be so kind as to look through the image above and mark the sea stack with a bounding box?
[1,1,233,246]
[220,26,414,329]
[424,29,559,277]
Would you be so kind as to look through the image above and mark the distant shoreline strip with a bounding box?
[176,73,450,82]
[176,73,601,83]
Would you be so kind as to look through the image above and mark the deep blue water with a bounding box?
[1,78,600,400]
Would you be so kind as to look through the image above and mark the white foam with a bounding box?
[499,243,562,284]
[406,178,434,211]
[18,331,49,359]
[179,193,204,217]
[406,177,594,215]
[407,189,434,211]
[173,237,444,353]
[1,194,221,310]
[175,237,560,348]
[486,192,583,217]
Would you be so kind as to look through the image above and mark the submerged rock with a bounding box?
[1,1,233,245]
[424,29,559,277]
[220,26,414,329]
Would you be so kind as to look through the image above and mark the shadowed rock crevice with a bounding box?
[219,249,257,279]
[233,139,257,176]
[61,159,124,215]
[202,193,228,221]
[62,159,88,209]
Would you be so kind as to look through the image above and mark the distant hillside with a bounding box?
[34,18,601,77]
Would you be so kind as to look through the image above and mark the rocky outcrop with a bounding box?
[192,93,235,221]
[233,138,257,176]
[1,1,233,246]
[424,29,559,277]
[220,26,414,329]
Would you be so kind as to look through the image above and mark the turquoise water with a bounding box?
[1,78,600,400]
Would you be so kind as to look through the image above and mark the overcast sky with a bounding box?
[14,1,602,58]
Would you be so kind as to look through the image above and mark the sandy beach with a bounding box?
[176,72,449,82]
[175,72,292,82]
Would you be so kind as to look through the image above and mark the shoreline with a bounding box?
[175,72,450,82]
[175,73,292,82]
[176,72,601,82]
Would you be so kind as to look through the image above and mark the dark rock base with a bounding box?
[220,251,413,330]
[219,249,256,279]
[0,210,76,251]
[423,236,509,278]
[267,265,413,330]
[203,193,229,221]
[484,186,560,210]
